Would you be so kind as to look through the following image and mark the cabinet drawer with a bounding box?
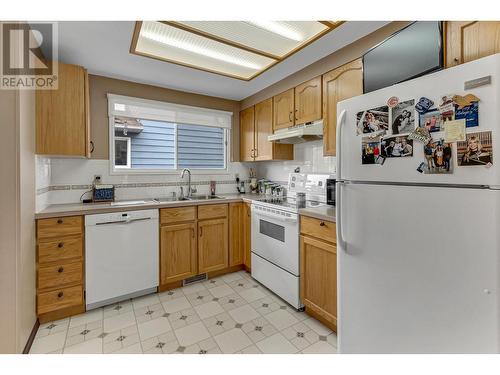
[38,236,83,264]
[198,204,228,220]
[160,206,196,224]
[37,216,83,240]
[300,216,336,244]
[38,261,83,290]
[37,285,83,315]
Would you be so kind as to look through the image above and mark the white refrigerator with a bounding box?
[336,54,500,353]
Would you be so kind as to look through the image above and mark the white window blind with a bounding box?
[108,94,232,129]
[108,94,230,174]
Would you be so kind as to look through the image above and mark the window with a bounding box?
[108,94,232,174]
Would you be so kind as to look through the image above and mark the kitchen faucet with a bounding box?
[180,168,196,198]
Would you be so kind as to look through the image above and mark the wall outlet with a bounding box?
[93,175,101,184]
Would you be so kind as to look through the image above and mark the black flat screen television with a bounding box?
[363,21,443,93]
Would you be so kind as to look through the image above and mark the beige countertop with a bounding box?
[299,205,336,223]
[35,193,262,219]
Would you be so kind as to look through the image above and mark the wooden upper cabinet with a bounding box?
[239,102,293,162]
[160,222,198,285]
[239,106,255,161]
[273,88,295,131]
[254,98,274,161]
[198,218,229,273]
[322,59,363,156]
[294,76,322,125]
[36,62,90,157]
[300,234,337,330]
[446,21,500,68]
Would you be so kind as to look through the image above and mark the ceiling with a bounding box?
[47,21,390,100]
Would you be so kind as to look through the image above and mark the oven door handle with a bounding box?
[252,208,298,223]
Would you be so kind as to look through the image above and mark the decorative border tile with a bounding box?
[45,180,238,192]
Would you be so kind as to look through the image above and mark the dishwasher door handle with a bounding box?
[95,217,153,226]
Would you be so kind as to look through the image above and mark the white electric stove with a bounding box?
[250,173,332,309]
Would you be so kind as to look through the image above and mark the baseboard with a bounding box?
[22,319,40,354]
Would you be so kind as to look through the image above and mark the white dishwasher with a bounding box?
[85,209,159,310]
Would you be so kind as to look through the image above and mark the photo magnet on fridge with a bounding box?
[415,97,434,114]
[362,136,382,165]
[439,95,455,122]
[457,131,493,166]
[423,139,453,174]
[381,135,413,158]
[419,109,443,133]
[444,119,466,143]
[390,99,415,135]
[356,106,389,136]
[408,127,432,144]
[454,101,479,128]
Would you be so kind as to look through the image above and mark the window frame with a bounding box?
[108,96,231,176]
[113,136,131,169]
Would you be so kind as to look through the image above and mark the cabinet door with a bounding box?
[229,203,244,267]
[160,222,197,285]
[273,88,295,131]
[322,59,363,156]
[36,62,90,157]
[243,203,252,270]
[198,218,228,273]
[446,21,500,68]
[254,98,273,161]
[300,235,337,329]
[239,106,255,161]
[295,76,322,125]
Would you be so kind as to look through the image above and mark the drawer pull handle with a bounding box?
[58,242,64,248]
[58,267,64,273]
[57,292,64,298]
[57,219,63,224]
[319,222,325,226]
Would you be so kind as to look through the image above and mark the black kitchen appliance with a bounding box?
[326,178,336,206]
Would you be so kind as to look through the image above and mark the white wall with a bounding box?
[254,140,336,183]
[0,23,37,353]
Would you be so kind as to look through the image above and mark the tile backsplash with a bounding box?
[254,140,336,182]
[36,157,250,208]
[35,140,335,210]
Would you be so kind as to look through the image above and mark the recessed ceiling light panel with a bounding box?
[131,21,342,80]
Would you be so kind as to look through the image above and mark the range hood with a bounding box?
[267,120,323,144]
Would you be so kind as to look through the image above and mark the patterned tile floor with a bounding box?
[30,270,337,354]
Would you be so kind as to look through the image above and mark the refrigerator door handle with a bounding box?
[336,109,347,181]
[335,108,347,251]
[336,181,347,251]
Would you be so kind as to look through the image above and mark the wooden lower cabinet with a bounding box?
[229,203,244,266]
[36,215,85,323]
[300,219,337,331]
[160,222,197,285]
[198,218,229,273]
[243,202,252,270]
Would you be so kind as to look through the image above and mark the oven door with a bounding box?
[251,204,299,275]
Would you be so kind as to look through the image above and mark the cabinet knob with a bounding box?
[319,222,325,226]
[58,267,64,273]
[58,242,64,248]
[57,292,64,298]
[454,57,459,62]
[57,219,63,224]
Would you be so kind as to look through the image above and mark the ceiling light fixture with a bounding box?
[141,30,263,70]
[246,21,304,41]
